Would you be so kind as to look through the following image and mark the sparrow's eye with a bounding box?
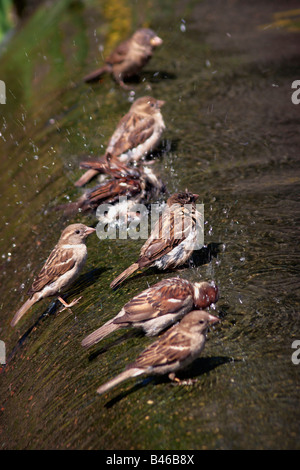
[75,230,80,234]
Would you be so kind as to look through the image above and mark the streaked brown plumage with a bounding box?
[96,310,220,395]
[58,163,164,216]
[83,28,163,88]
[110,191,202,289]
[75,96,165,187]
[78,153,141,181]
[81,277,219,348]
[11,224,96,327]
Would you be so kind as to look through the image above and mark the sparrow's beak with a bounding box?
[193,193,199,201]
[150,35,163,47]
[157,100,165,108]
[208,314,220,324]
[84,227,96,236]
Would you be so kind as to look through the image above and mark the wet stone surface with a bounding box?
[0,0,299,449]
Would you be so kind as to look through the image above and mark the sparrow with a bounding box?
[75,96,165,187]
[110,190,202,289]
[81,277,219,347]
[11,224,96,327]
[59,163,164,217]
[60,177,142,215]
[96,310,220,395]
[83,28,163,88]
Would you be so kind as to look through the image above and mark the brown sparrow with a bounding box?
[110,191,202,289]
[11,224,96,327]
[96,310,220,395]
[60,177,142,215]
[59,164,164,217]
[75,96,165,187]
[82,277,218,347]
[83,28,163,88]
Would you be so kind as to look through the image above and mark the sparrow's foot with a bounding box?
[57,296,82,311]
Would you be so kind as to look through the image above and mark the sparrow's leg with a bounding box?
[57,296,82,311]
[168,372,180,383]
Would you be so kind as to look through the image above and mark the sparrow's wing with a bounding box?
[79,159,108,173]
[86,178,141,206]
[106,39,131,65]
[27,246,76,296]
[130,328,192,369]
[139,206,185,263]
[106,112,155,157]
[141,204,200,264]
[116,279,193,323]
[80,155,141,179]
[128,117,156,148]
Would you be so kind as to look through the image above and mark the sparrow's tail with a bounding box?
[81,318,121,348]
[83,65,111,83]
[74,168,101,187]
[110,263,140,289]
[54,195,87,215]
[79,159,108,171]
[11,296,38,327]
[97,368,143,395]
[74,156,108,187]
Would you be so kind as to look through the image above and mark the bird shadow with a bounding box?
[146,70,177,83]
[103,355,234,408]
[123,70,177,86]
[86,329,144,362]
[5,267,106,365]
[68,266,109,298]
[149,138,180,159]
[191,242,223,268]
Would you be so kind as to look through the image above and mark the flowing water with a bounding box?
[0,0,300,450]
